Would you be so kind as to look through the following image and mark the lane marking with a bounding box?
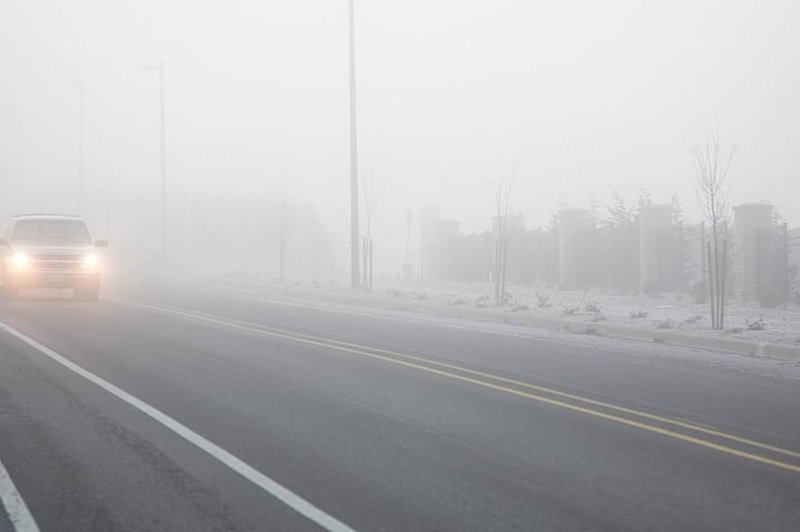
[0,456,39,532]
[0,321,355,532]
[110,296,800,460]
[109,296,800,475]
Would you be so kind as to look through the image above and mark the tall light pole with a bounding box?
[348,0,361,288]
[143,61,167,260]
[67,83,86,214]
[75,82,85,215]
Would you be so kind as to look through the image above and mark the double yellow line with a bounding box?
[109,295,800,475]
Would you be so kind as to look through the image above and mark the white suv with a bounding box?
[0,214,108,301]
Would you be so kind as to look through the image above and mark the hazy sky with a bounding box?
[1,0,798,249]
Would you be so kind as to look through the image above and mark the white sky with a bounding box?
[0,0,798,249]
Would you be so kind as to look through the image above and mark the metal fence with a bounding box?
[333,247,421,284]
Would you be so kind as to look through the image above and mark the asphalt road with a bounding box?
[0,273,799,531]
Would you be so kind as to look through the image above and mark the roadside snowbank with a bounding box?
[215,273,800,348]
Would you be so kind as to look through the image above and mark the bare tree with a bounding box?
[491,168,515,305]
[692,125,735,329]
[277,174,288,283]
[361,171,378,246]
[360,170,379,291]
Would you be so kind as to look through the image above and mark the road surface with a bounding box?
[0,273,798,531]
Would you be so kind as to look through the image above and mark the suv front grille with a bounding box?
[30,254,84,272]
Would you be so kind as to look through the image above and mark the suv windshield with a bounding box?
[11,219,92,245]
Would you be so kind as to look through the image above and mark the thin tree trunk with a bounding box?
[700,222,706,303]
[720,239,727,329]
[707,242,716,329]
[713,226,722,330]
[500,237,508,304]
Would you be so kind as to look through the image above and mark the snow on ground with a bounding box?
[114,262,800,381]
[212,272,800,348]
[202,274,800,382]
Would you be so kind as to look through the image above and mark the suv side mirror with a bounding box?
[94,239,109,248]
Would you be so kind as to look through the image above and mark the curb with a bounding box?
[252,285,800,362]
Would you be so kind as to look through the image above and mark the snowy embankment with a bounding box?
[213,273,800,350]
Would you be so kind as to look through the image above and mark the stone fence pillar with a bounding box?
[638,204,673,293]
[733,203,773,303]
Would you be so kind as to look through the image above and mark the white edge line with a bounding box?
[0,321,355,532]
[0,456,39,532]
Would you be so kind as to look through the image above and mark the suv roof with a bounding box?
[12,213,83,221]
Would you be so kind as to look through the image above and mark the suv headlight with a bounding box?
[10,252,28,269]
[83,253,99,270]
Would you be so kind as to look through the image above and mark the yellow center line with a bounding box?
[109,295,800,461]
[107,295,800,475]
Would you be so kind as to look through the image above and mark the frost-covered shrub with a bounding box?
[746,318,767,331]
[535,292,552,308]
[683,314,705,325]
[584,301,603,314]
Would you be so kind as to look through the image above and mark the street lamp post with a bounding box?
[67,82,86,214]
[348,0,360,288]
[76,82,85,215]
[143,61,168,260]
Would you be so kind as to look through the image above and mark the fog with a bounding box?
[2,5,800,527]
[1,0,798,279]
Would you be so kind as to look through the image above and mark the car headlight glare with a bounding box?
[11,252,28,269]
[84,253,99,269]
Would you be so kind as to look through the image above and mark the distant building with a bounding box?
[420,206,460,282]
